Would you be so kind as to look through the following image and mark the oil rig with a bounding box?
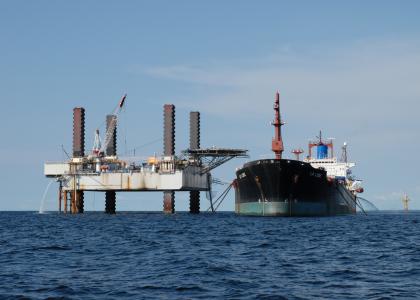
[44,95,247,214]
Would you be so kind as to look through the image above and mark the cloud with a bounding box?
[144,38,420,123]
[143,38,420,155]
[373,191,404,202]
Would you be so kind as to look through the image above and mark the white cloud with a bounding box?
[144,38,420,123]
[373,191,404,202]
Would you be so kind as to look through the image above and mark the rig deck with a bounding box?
[44,97,247,214]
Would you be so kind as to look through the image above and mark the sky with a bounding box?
[0,0,419,211]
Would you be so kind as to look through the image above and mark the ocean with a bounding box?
[0,211,419,299]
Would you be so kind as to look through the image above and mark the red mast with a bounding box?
[271,91,284,159]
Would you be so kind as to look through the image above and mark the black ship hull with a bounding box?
[234,159,356,216]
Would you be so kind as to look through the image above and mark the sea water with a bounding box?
[0,211,419,299]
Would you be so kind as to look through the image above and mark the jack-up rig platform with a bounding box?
[44,95,247,214]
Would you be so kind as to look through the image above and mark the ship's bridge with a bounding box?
[305,157,355,179]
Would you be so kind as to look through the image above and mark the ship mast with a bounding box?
[271,91,284,159]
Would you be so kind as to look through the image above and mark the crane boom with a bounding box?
[100,94,127,155]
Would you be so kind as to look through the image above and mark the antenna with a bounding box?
[341,142,348,163]
[317,130,323,144]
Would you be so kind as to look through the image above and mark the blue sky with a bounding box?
[1,1,419,211]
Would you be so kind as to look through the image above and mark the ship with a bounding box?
[233,92,363,216]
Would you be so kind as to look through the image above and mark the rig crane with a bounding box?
[91,94,126,157]
[92,129,102,156]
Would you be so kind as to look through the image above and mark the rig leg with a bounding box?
[163,191,175,214]
[76,191,84,213]
[105,191,116,214]
[189,191,200,214]
[58,186,62,213]
[63,191,68,214]
[189,111,200,214]
[70,191,84,214]
[70,191,77,214]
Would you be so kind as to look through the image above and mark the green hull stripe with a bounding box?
[236,202,328,216]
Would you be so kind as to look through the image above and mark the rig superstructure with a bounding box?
[44,95,247,214]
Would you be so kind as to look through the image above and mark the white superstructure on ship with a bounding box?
[302,133,363,196]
